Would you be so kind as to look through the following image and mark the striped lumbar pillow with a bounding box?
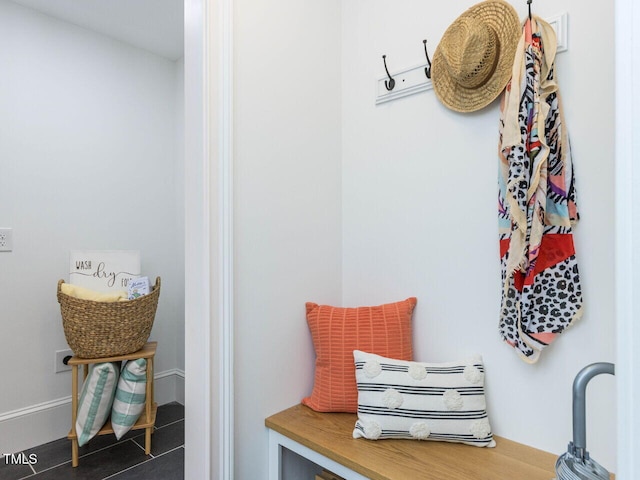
[353,350,495,447]
[111,358,147,440]
[76,362,119,447]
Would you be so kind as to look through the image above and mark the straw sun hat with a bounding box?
[432,0,520,113]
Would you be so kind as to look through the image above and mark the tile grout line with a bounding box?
[130,413,186,453]
[131,437,155,458]
[4,454,36,479]
[154,417,185,430]
[100,445,184,480]
[24,439,138,476]
[16,471,35,480]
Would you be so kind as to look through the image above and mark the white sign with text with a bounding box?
[69,250,140,292]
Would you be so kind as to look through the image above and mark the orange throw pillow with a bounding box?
[302,297,417,413]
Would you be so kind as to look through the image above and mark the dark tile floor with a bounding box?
[0,403,184,480]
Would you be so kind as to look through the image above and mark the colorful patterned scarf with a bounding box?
[498,16,582,363]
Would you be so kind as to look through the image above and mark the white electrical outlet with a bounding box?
[55,349,73,373]
[0,228,13,252]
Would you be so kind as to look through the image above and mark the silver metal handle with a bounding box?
[571,362,615,459]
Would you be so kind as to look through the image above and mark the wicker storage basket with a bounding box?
[57,277,160,359]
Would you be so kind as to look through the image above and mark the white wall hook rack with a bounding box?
[375,63,433,105]
[375,12,568,106]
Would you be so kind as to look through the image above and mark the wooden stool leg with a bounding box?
[71,365,79,467]
[71,439,79,468]
[144,357,153,455]
[145,426,152,455]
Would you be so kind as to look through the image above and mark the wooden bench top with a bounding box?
[266,404,560,480]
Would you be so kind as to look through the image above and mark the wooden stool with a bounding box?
[67,341,157,467]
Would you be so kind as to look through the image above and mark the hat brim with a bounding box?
[432,0,521,113]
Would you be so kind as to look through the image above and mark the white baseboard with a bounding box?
[0,400,70,457]
[0,369,185,455]
[154,368,185,406]
[175,369,185,405]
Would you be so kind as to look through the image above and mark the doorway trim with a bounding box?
[184,0,234,478]
[615,0,639,477]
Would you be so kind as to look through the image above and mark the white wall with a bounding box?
[341,0,616,471]
[0,0,184,453]
[233,0,343,477]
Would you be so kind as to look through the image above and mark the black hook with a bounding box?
[527,0,532,20]
[423,39,432,79]
[382,55,395,91]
